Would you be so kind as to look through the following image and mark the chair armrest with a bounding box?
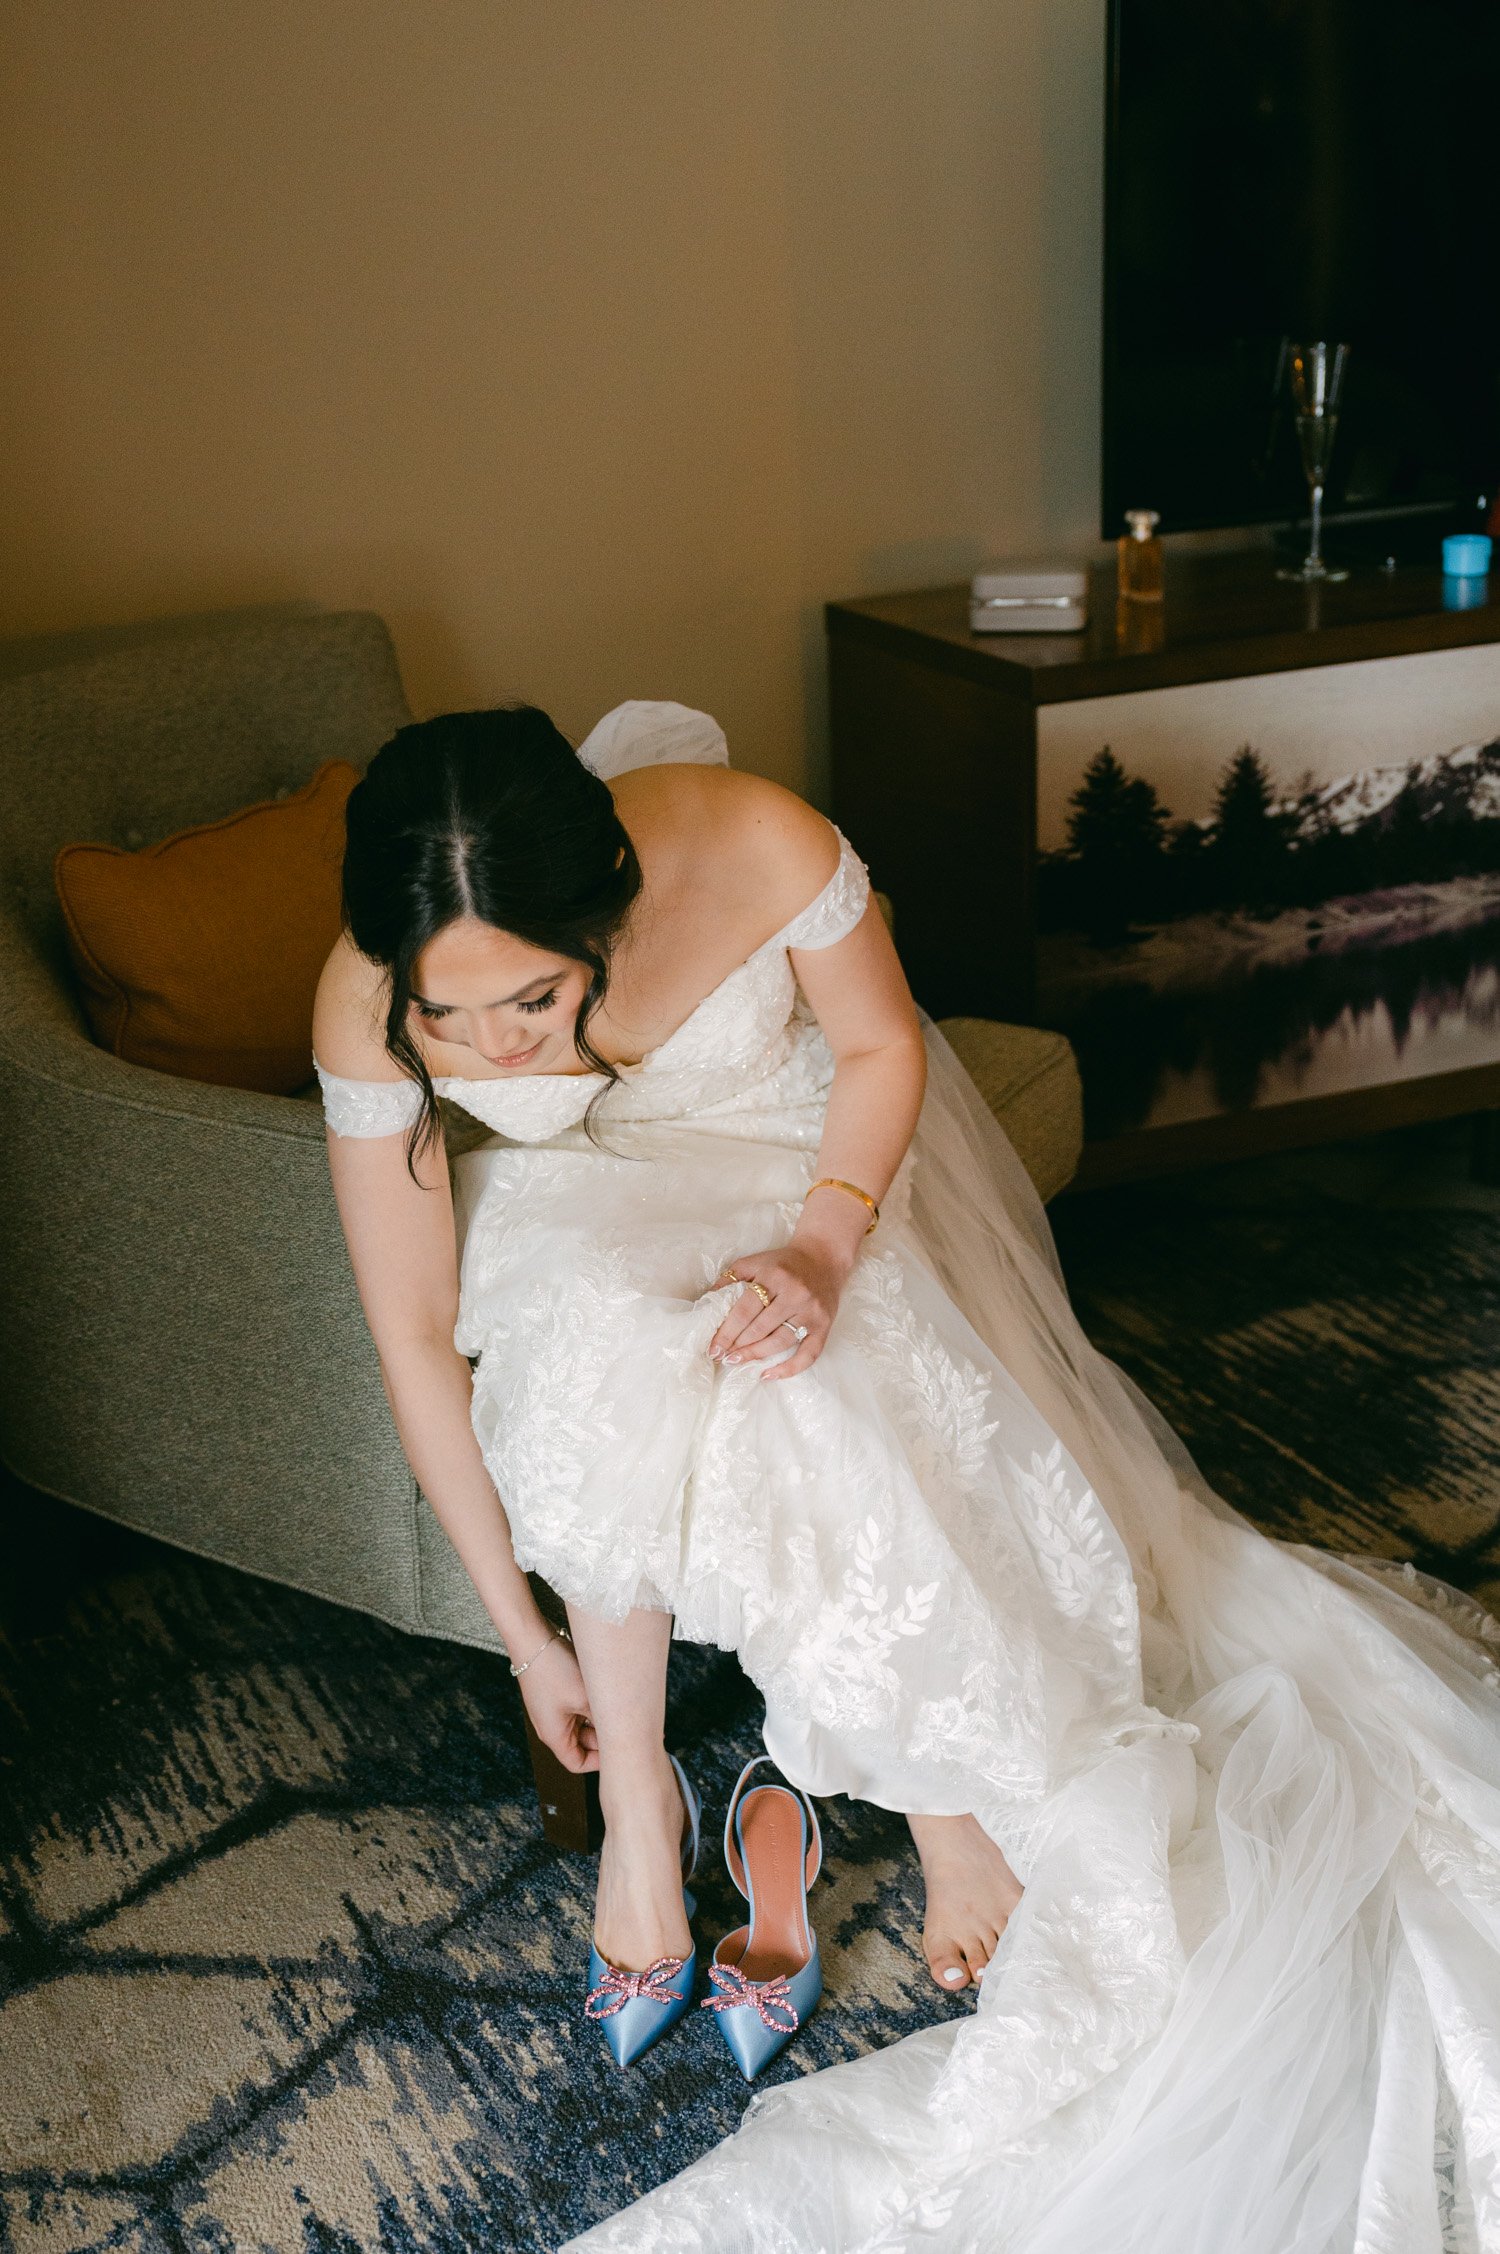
[0,906,326,1143]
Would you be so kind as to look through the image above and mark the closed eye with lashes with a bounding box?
[415,988,559,1024]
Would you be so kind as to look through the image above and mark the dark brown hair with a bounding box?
[341,706,641,1174]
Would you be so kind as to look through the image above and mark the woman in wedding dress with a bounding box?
[314,697,1500,2253]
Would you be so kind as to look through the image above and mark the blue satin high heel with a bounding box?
[584,1751,701,2068]
[702,1755,823,2080]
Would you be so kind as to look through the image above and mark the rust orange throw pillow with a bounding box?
[54,761,357,1095]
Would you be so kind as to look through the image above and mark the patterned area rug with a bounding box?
[1053,1120,1500,1617]
[3,1121,1498,2252]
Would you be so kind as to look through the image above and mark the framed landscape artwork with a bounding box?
[1034,643,1500,1150]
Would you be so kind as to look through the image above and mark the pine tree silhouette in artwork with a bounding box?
[1165,816,1212,918]
[1211,746,1289,908]
[1065,747,1169,942]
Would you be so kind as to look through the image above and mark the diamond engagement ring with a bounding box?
[779,1319,809,1342]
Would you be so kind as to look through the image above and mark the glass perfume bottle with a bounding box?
[1118,508,1163,601]
[1115,591,1165,653]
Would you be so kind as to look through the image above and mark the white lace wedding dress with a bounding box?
[319,702,1500,2254]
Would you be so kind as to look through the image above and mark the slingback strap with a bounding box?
[722,1754,823,1898]
[668,1751,702,1885]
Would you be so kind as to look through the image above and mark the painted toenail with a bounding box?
[942,1967,964,1984]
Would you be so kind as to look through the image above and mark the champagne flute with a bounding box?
[1277,341,1351,583]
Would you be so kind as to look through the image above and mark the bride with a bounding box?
[314,698,1500,2252]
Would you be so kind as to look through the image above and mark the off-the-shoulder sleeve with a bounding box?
[776,827,871,951]
[315,1062,425,1139]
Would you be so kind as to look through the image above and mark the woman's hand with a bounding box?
[706,1238,855,1382]
[518,1636,601,1772]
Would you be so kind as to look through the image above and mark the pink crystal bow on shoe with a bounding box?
[586,1957,691,2018]
[702,1962,800,2034]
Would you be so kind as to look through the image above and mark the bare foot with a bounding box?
[592,1749,694,1972]
[907,1812,1024,1992]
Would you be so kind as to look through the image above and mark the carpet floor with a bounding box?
[3,1121,1498,2253]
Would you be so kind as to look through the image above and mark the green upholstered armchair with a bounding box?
[0,606,1082,1841]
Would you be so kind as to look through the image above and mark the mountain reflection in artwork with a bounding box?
[1036,738,1500,1139]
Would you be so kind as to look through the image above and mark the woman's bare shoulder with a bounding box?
[725,772,842,931]
[637,764,841,931]
[312,932,402,1079]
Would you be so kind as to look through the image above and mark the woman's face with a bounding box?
[410,916,590,1072]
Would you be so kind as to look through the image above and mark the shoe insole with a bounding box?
[736,1788,812,1981]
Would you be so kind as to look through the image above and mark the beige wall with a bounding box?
[0,1,1103,797]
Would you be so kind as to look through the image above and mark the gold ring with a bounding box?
[747,1280,772,1309]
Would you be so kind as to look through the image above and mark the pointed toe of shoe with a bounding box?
[717,2006,787,2082]
[600,1996,680,2069]
[710,1946,822,2081]
[586,1943,697,2068]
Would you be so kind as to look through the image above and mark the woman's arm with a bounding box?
[706,814,927,1379]
[791,900,928,1230]
[323,1129,537,1628]
[313,943,599,1769]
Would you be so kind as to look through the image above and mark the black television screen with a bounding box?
[1102,0,1500,542]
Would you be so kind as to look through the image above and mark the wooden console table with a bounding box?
[827,547,1500,1184]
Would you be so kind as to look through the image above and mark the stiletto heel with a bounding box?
[585,1752,701,2067]
[702,1754,822,2080]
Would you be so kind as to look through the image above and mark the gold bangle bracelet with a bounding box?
[805,1176,880,1234]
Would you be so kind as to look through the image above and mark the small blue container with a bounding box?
[1442,533,1492,577]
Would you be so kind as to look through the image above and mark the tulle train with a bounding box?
[550,1018,1500,2253]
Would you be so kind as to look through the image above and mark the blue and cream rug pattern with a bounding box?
[3,1122,1498,2251]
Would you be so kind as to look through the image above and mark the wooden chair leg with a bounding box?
[522,1704,603,1852]
[1472,1108,1500,1187]
[518,1572,603,1850]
